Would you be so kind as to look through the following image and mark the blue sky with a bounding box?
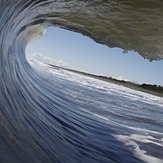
[26,27,163,86]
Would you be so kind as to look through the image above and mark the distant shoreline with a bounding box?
[48,64,163,98]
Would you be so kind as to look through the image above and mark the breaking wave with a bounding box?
[0,0,163,162]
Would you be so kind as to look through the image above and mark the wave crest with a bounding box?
[0,0,163,162]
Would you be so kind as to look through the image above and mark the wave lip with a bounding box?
[0,0,163,163]
[1,0,163,60]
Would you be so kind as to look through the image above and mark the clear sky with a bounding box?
[26,27,163,86]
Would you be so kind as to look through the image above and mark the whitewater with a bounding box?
[30,58,163,163]
[0,0,163,162]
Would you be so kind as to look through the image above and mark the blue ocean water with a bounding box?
[29,59,163,163]
[0,0,163,162]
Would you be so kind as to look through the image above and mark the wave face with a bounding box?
[0,0,163,162]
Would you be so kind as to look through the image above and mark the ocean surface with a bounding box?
[0,0,163,162]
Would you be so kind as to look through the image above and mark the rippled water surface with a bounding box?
[0,0,163,162]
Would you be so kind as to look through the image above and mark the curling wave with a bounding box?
[0,0,163,162]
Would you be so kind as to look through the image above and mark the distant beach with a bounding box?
[49,64,163,98]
